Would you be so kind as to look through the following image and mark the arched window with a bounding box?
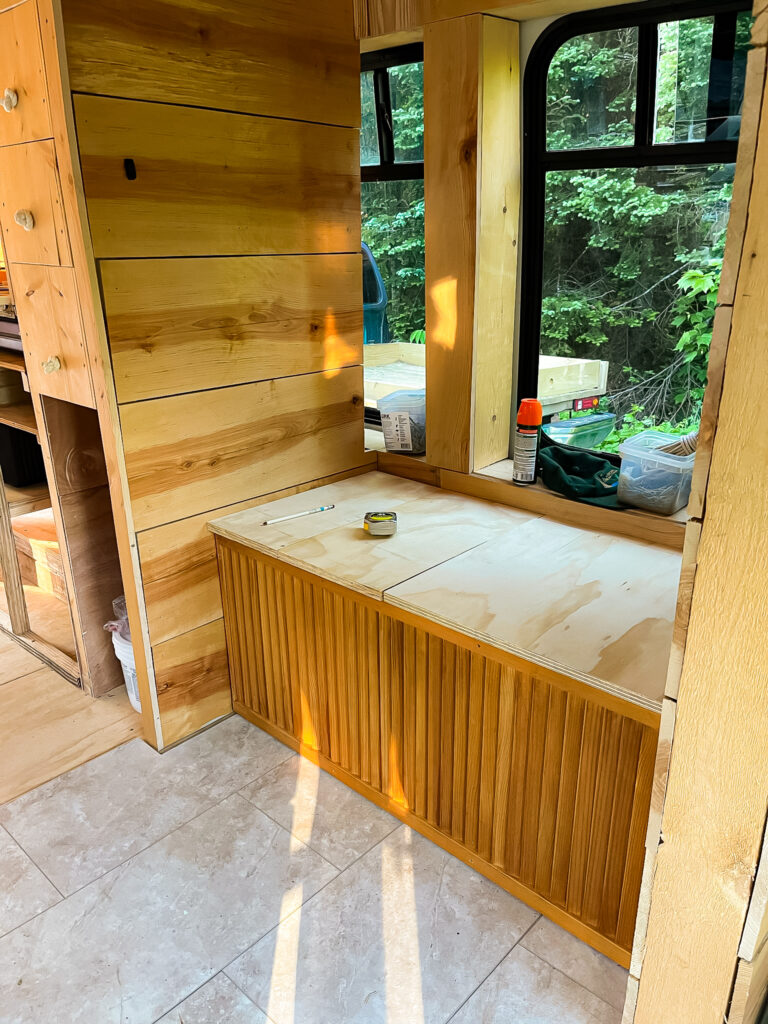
[519,1,751,452]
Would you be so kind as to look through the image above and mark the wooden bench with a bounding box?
[209,472,681,966]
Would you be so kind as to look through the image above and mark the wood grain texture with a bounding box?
[472,17,520,471]
[62,0,360,128]
[424,14,480,472]
[100,254,363,402]
[635,49,768,1024]
[0,666,138,804]
[38,397,124,695]
[0,139,71,267]
[75,94,360,259]
[121,366,364,531]
[0,463,31,634]
[12,263,94,407]
[138,465,375,647]
[218,538,657,963]
[152,617,232,747]
[0,0,52,146]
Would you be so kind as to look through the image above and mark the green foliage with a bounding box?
[361,62,425,344]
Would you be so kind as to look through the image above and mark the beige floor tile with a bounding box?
[0,825,60,937]
[156,974,269,1023]
[0,794,336,1024]
[241,755,399,869]
[449,945,622,1024]
[227,824,538,1024]
[0,717,294,895]
[521,917,628,1011]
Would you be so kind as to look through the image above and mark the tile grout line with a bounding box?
[443,913,543,1023]
[517,934,628,1015]
[0,824,66,940]
[0,747,299,937]
[220,822,409,1009]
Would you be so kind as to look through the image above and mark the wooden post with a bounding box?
[634,36,768,1024]
[424,14,520,473]
[0,463,31,635]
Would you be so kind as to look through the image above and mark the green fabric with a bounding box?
[538,432,621,508]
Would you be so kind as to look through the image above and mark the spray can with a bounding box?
[512,398,543,485]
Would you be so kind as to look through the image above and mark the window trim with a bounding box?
[361,42,424,184]
[517,0,750,406]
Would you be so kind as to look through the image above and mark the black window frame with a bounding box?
[517,0,750,406]
[361,43,425,183]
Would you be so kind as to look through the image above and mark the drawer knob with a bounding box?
[14,209,34,231]
[42,355,61,374]
[1,88,18,113]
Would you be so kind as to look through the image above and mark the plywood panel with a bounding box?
[218,539,657,963]
[121,366,364,531]
[101,255,362,402]
[152,617,232,747]
[74,94,360,259]
[62,0,359,128]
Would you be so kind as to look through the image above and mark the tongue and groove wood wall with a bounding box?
[57,0,370,746]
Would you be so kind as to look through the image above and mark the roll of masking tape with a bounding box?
[363,511,398,536]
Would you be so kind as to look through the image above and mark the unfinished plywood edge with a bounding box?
[622,975,639,1024]
[729,945,768,1024]
[740,822,768,962]
[40,0,160,745]
[376,449,441,486]
[0,620,79,683]
[630,841,658,980]
[645,697,677,850]
[664,518,703,700]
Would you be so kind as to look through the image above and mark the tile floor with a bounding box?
[0,715,628,1024]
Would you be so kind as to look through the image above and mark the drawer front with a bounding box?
[0,140,72,266]
[0,0,52,146]
[13,264,94,407]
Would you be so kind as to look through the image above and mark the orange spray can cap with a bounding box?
[517,398,543,427]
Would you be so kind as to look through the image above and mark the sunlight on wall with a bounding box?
[323,308,358,378]
[382,830,426,1023]
[429,277,458,352]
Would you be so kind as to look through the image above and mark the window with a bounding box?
[520,1,751,453]
[360,46,425,426]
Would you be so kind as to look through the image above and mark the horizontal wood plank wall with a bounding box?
[62,0,359,127]
[100,255,363,403]
[218,538,657,965]
[74,95,360,260]
[63,0,364,744]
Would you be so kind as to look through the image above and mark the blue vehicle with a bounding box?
[362,242,390,345]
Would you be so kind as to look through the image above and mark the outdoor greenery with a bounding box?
[360,62,425,344]
[360,14,750,448]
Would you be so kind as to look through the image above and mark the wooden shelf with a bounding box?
[0,350,25,374]
[5,480,50,517]
[0,400,37,435]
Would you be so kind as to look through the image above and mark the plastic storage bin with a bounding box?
[378,388,426,455]
[618,430,695,514]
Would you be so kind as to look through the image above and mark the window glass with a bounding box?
[655,18,715,143]
[390,62,424,162]
[538,163,734,450]
[361,179,425,345]
[546,27,638,150]
[361,71,379,165]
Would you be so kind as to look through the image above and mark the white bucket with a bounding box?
[111,631,141,713]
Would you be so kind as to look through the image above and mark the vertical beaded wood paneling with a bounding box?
[217,542,656,957]
[377,612,655,952]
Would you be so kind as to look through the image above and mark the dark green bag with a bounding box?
[538,431,621,508]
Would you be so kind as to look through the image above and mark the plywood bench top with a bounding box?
[209,471,682,712]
